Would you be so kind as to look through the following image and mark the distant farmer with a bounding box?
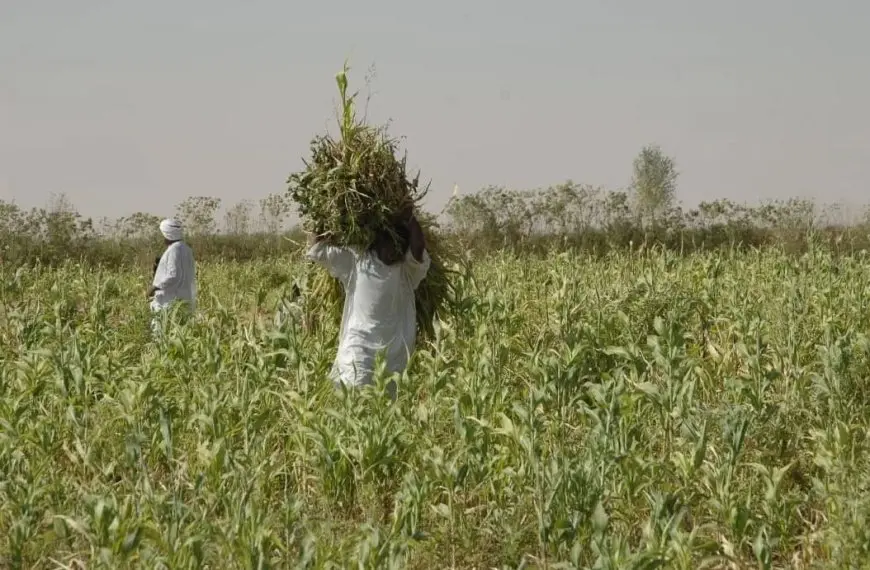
[147,219,197,336]
[307,208,430,399]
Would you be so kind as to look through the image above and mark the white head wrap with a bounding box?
[159,219,183,241]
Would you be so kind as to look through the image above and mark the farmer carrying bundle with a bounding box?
[287,63,453,396]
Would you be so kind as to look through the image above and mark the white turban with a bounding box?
[159,219,183,241]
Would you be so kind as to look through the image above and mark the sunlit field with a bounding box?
[3,247,870,569]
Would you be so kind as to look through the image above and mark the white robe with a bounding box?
[151,241,197,314]
[307,242,430,391]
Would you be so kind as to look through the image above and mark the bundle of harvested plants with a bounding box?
[287,63,455,339]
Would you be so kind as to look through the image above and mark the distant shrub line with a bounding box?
[3,183,870,268]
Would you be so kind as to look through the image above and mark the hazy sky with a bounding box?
[2,0,868,221]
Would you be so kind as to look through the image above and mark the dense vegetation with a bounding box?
[4,141,870,566]
[3,243,870,568]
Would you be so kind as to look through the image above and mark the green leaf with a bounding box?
[591,501,609,534]
[121,526,142,554]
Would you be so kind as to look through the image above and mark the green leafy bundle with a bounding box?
[287,62,456,339]
[288,63,426,247]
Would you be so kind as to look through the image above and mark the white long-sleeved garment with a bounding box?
[307,241,431,390]
[151,241,197,313]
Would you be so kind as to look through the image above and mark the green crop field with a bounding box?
[3,247,870,569]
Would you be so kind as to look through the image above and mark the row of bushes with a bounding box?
[3,184,870,268]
